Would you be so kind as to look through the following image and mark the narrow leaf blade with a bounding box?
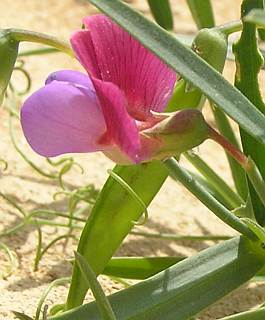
[50,237,265,320]
[66,162,167,308]
[103,257,185,280]
[147,0,173,30]
[186,0,215,29]
[75,252,117,320]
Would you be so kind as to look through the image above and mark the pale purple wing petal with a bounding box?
[91,77,141,163]
[71,15,176,120]
[45,70,94,88]
[21,80,107,157]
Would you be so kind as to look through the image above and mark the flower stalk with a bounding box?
[209,126,265,218]
[3,28,74,57]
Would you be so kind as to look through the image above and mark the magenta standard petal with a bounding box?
[21,79,107,157]
[91,77,141,163]
[70,30,101,78]
[71,15,176,120]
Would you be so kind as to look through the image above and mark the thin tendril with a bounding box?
[12,65,32,95]
[0,159,8,170]
[107,169,148,225]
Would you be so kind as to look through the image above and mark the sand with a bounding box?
[0,0,265,319]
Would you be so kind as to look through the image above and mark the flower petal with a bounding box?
[91,77,141,162]
[71,14,176,120]
[45,70,94,89]
[21,79,107,157]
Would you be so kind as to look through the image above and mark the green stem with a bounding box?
[184,152,243,209]
[0,191,27,217]
[130,230,231,241]
[5,29,74,57]
[34,225,42,271]
[210,103,248,200]
[217,20,243,35]
[31,219,82,229]
[34,234,76,271]
[31,210,87,222]
[18,47,59,57]
[0,221,26,238]
[245,157,265,210]
[164,158,255,239]
[209,127,248,167]
[209,126,265,216]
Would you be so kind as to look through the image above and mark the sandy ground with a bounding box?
[0,0,265,319]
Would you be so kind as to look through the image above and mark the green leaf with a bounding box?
[87,0,265,148]
[0,31,19,104]
[165,158,254,239]
[147,0,173,30]
[103,257,184,280]
[233,0,265,225]
[186,0,215,29]
[66,162,168,309]
[219,306,265,319]
[75,252,117,320]
[184,152,243,209]
[49,237,265,320]
[241,217,265,243]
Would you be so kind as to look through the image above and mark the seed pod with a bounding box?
[192,28,228,73]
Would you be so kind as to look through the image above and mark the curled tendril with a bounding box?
[53,190,71,201]
[0,159,8,171]
[46,157,73,167]
[107,169,149,226]
[8,60,32,96]
[53,184,98,206]
[58,159,84,190]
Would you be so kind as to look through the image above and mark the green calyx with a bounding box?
[0,30,19,104]
[192,28,228,73]
[143,109,209,159]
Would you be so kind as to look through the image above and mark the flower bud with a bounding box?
[0,30,19,104]
[142,109,209,160]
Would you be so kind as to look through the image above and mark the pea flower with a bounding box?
[21,15,208,164]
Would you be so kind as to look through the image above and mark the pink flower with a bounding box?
[21,15,176,164]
